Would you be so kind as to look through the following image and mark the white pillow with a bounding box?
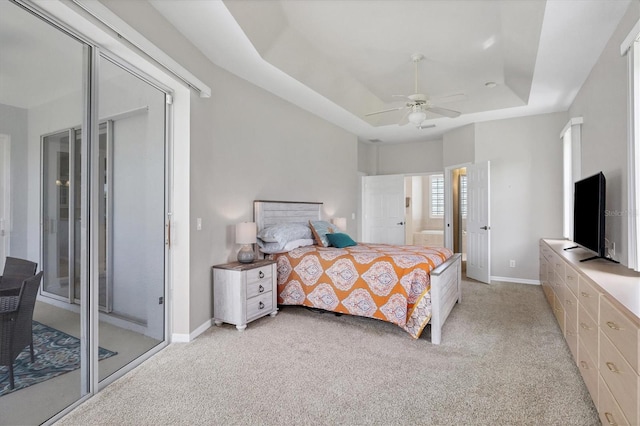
[258,238,315,254]
[256,223,312,245]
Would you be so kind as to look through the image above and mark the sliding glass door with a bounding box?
[0,1,169,423]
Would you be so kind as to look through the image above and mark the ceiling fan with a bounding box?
[366,54,462,128]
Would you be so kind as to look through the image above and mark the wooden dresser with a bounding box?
[540,239,640,426]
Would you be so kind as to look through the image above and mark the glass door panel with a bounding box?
[42,130,73,301]
[0,1,86,423]
[97,57,166,382]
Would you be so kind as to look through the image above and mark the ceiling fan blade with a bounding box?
[365,106,405,117]
[426,106,461,118]
[430,92,467,104]
[398,109,410,126]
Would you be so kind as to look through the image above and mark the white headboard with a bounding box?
[253,200,323,234]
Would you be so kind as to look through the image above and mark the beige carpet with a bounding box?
[57,279,599,425]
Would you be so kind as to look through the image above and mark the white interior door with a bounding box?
[466,161,491,283]
[362,175,405,244]
[0,135,10,270]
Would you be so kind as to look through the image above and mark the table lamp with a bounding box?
[236,222,256,264]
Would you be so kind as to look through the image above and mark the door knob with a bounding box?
[397,222,405,225]
[480,226,490,230]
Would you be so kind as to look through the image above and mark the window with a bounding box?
[460,175,468,219]
[561,118,582,240]
[623,21,640,270]
[430,174,444,217]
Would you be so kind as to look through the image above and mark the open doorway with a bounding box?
[404,174,445,247]
[451,168,468,268]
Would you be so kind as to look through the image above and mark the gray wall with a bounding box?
[569,2,639,266]
[475,112,567,280]
[0,103,28,257]
[375,139,443,175]
[101,0,360,333]
[443,124,475,167]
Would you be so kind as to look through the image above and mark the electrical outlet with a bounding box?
[196,218,202,231]
[509,260,516,268]
[610,241,616,258]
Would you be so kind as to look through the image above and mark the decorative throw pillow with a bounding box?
[309,220,339,247]
[326,232,357,248]
[257,223,312,245]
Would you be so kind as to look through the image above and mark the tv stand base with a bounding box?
[580,255,620,264]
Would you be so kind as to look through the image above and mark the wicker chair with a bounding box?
[0,257,38,297]
[0,271,43,389]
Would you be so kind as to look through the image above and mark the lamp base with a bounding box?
[237,245,255,264]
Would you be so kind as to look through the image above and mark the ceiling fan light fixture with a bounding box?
[408,109,427,127]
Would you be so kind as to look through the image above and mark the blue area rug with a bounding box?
[0,321,117,396]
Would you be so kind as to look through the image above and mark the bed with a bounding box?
[254,200,461,344]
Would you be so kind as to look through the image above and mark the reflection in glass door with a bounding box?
[42,126,111,311]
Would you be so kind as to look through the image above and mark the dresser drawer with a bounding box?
[578,337,599,403]
[578,278,600,322]
[565,318,579,362]
[565,290,578,331]
[578,303,598,362]
[247,292,274,322]
[599,374,631,426]
[600,330,639,425]
[553,293,565,333]
[553,253,565,274]
[565,265,579,297]
[600,296,639,375]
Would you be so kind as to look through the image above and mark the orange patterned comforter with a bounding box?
[273,243,453,338]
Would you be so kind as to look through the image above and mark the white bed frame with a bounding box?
[253,200,462,344]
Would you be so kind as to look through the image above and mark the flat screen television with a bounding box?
[573,172,606,261]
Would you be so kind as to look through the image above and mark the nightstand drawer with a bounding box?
[246,266,273,285]
[247,292,273,322]
[247,277,273,299]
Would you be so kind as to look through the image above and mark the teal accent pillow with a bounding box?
[326,232,357,248]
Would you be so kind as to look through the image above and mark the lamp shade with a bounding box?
[236,222,256,244]
[332,217,347,232]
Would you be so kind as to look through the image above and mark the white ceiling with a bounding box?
[149,0,631,144]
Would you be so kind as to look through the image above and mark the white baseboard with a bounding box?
[171,318,212,343]
[491,276,541,285]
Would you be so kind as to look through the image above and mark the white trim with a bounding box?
[490,276,541,285]
[621,18,640,56]
[172,318,212,343]
[559,116,584,138]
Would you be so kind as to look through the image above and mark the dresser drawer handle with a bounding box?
[565,299,572,305]
[606,321,620,331]
[259,301,265,310]
[604,412,618,426]
[567,275,575,281]
[258,285,265,293]
[580,292,590,298]
[606,362,620,373]
[579,322,591,330]
[580,361,589,370]
[566,331,575,337]
[258,271,265,279]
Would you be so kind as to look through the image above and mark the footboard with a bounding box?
[429,253,462,344]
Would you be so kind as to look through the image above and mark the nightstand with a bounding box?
[212,259,278,331]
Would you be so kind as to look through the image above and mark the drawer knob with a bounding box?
[259,271,264,279]
[606,362,620,374]
[580,361,589,370]
[258,285,264,293]
[604,412,618,426]
[579,322,591,330]
[606,321,620,331]
[259,301,265,310]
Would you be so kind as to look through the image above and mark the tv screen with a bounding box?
[573,172,606,257]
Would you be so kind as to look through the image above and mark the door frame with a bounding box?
[0,134,10,270]
[444,163,472,251]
